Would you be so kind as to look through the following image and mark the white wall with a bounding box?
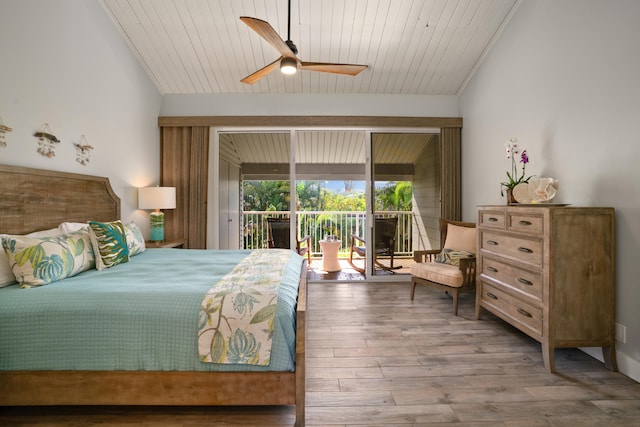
[460,0,640,381]
[161,93,459,117]
[0,0,162,237]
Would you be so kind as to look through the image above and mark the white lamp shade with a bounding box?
[138,187,176,210]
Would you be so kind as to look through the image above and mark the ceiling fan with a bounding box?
[240,0,368,85]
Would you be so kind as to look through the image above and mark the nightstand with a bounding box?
[145,238,187,249]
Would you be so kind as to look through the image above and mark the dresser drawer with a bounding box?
[507,212,544,235]
[480,282,543,337]
[480,256,543,302]
[480,231,543,267]
[478,210,505,229]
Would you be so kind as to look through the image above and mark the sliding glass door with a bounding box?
[210,127,446,281]
[370,132,440,276]
[296,130,366,273]
[214,132,291,250]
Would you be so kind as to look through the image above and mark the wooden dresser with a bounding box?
[475,205,617,372]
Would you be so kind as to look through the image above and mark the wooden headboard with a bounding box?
[0,165,120,235]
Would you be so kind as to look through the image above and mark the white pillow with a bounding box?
[0,235,15,287]
[58,222,89,234]
[0,227,63,287]
[124,221,146,256]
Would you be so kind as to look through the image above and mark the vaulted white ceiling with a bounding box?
[101,0,520,95]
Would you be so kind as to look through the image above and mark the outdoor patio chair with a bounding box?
[266,217,311,263]
[348,216,400,273]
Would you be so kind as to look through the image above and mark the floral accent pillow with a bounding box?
[124,221,146,256]
[88,220,130,271]
[1,230,95,287]
[1,228,67,287]
[434,248,475,267]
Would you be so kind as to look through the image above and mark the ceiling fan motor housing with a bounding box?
[286,40,298,55]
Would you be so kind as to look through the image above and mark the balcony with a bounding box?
[242,210,414,257]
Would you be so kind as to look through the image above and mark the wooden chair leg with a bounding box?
[452,289,459,316]
[410,279,417,300]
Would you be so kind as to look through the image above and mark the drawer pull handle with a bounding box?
[518,246,533,253]
[487,240,499,246]
[487,266,498,273]
[517,308,533,318]
[486,292,498,300]
[518,277,533,286]
[519,220,532,226]
[488,217,499,222]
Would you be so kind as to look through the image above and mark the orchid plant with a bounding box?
[500,138,532,196]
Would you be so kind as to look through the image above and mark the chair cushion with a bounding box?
[410,262,464,288]
[443,223,476,254]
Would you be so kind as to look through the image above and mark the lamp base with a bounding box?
[149,211,165,242]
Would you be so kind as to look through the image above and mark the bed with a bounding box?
[0,165,307,426]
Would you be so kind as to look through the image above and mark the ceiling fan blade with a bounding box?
[240,17,296,58]
[300,62,367,76]
[241,56,283,85]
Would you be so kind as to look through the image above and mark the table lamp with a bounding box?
[138,186,176,241]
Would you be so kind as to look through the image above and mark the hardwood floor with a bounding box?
[2,282,639,426]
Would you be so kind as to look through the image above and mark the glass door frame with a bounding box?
[209,126,441,282]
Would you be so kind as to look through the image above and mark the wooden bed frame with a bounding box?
[0,164,307,426]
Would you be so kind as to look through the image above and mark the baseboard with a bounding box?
[581,347,640,383]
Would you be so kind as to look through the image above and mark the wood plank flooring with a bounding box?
[2,282,639,426]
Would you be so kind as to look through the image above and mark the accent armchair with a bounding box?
[410,218,476,315]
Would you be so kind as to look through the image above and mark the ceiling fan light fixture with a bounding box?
[280,57,297,75]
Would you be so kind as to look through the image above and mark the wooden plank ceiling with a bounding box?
[101,0,520,95]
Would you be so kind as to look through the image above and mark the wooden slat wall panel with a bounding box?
[161,126,209,249]
[188,127,209,249]
[440,127,462,221]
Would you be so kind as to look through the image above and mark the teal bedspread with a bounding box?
[0,249,303,372]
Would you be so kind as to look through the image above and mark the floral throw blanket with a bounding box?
[198,249,293,365]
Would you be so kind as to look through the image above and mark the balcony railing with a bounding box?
[242,210,413,256]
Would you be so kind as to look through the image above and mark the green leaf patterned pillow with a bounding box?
[88,220,130,271]
[1,230,95,287]
[434,248,475,267]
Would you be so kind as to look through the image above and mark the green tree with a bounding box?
[296,181,322,211]
[324,192,366,211]
[243,180,290,211]
[374,181,412,211]
[393,181,413,210]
